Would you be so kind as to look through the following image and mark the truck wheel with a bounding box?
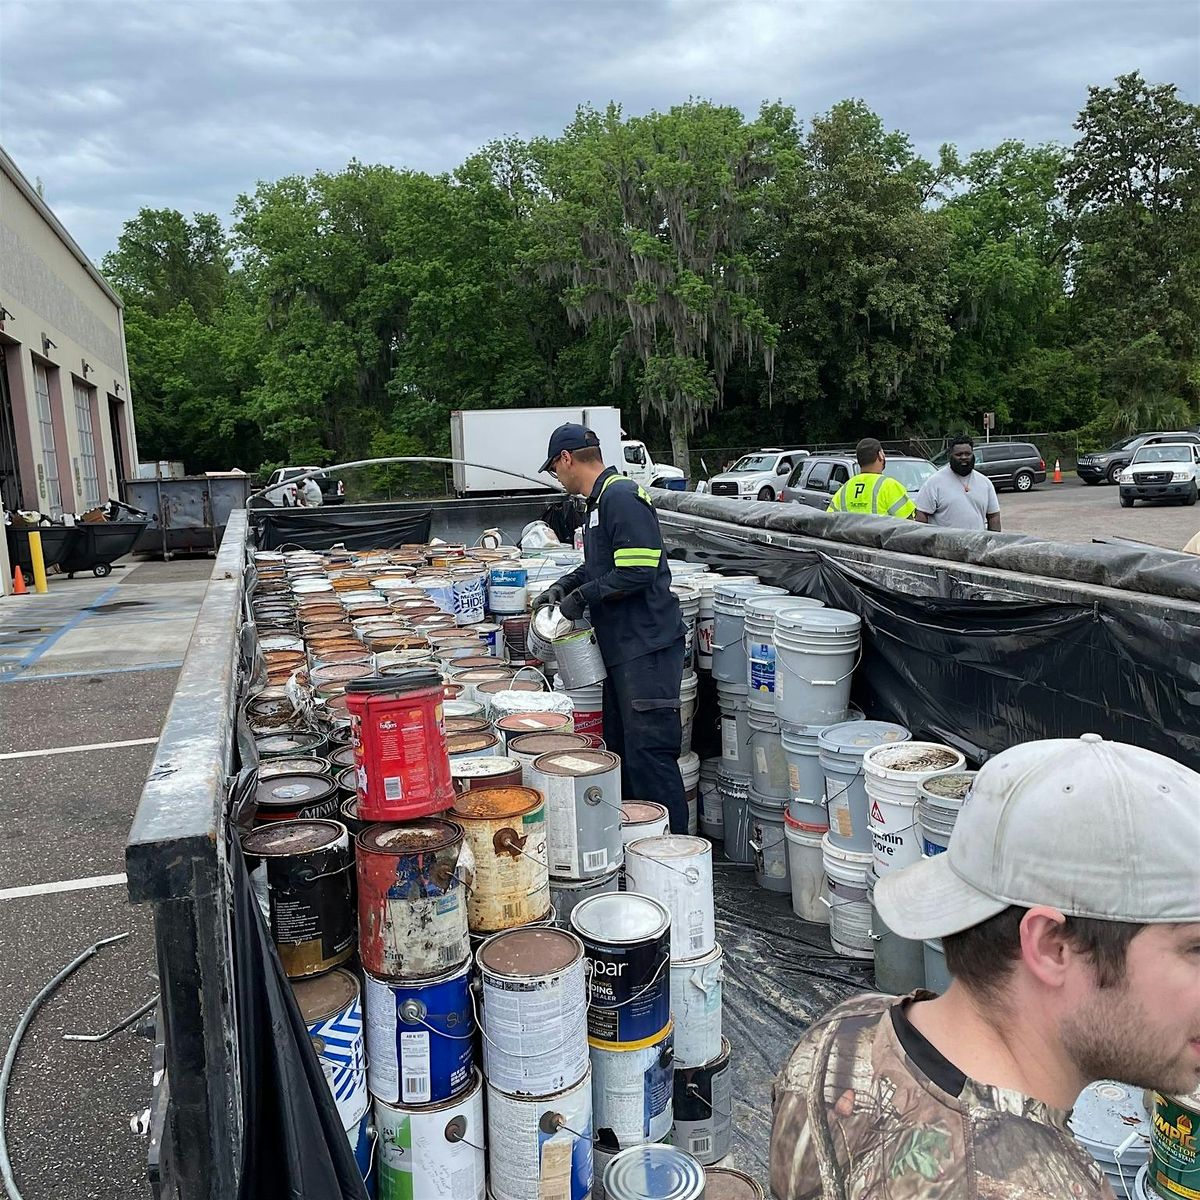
[1187,484,1198,507]
[1106,463,1123,485]
[1013,470,1035,493]
[1119,493,1134,508]
[757,486,774,502]
[93,563,112,577]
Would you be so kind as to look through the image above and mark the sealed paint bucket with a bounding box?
[452,571,487,626]
[784,813,829,924]
[488,565,529,616]
[495,709,575,748]
[677,752,700,835]
[865,742,966,876]
[917,770,977,856]
[710,583,786,684]
[455,666,516,705]
[346,1108,375,1196]
[603,1142,703,1200]
[346,670,455,822]
[1151,1085,1200,1199]
[450,755,524,796]
[781,722,836,824]
[694,574,758,672]
[821,834,873,959]
[375,1068,485,1200]
[747,711,789,800]
[502,615,534,665]
[1069,1079,1151,1196]
[704,1169,765,1200]
[355,821,472,980]
[339,796,368,838]
[572,892,671,1049]
[923,938,950,993]
[591,1023,675,1151]
[257,729,328,759]
[477,927,590,1096]
[818,721,911,852]
[243,819,355,978]
[671,584,701,668]
[293,968,368,1131]
[554,676,605,740]
[254,772,341,822]
[699,759,723,840]
[621,802,670,859]
[625,836,714,962]
[444,698,485,720]
[774,608,862,727]
[364,960,474,1105]
[420,575,455,614]
[669,943,723,1068]
[744,596,823,714]
[678,670,699,756]
[550,869,621,925]
[473,621,503,656]
[866,868,925,994]
[716,681,751,774]
[671,1036,732,1164]
[748,789,790,893]
[530,748,624,880]
[718,770,751,864]
[554,626,608,689]
[450,786,551,934]
[508,731,593,785]
[486,1069,594,1200]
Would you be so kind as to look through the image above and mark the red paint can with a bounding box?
[345,670,455,822]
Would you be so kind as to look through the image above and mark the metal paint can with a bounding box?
[347,1108,376,1197]
[375,1068,485,1200]
[591,1023,675,1152]
[571,892,671,1049]
[477,927,590,1096]
[553,627,608,689]
[256,730,328,759]
[292,968,368,1130]
[502,615,534,664]
[550,870,621,926]
[421,575,456,614]
[496,711,575,748]
[445,716,493,737]
[485,1069,594,1200]
[530,749,624,880]
[254,772,342,823]
[621,802,670,862]
[450,755,524,796]
[488,566,529,616]
[624,836,715,962]
[1151,1086,1200,1199]
[450,786,551,934]
[242,819,355,979]
[668,944,723,1068]
[704,1170,764,1200]
[452,571,486,625]
[338,796,369,839]
[355,821,472,980]
[447,730,502,762]
[258,756,333,781]
[602,1143,705,1200]
[671,1036,732,1165]
[508,732,593,785]
[474,622,503,656]
[364,960,475,1105]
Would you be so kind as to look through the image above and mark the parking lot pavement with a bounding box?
[0,555,210,1200]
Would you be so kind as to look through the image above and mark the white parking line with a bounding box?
[0,737,159,760]
[0,873,128,901]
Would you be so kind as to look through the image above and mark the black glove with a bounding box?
[559,590,586,622]
[532,583,566,612]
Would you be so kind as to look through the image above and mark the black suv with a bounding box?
[1077,432,1200,485]
[932,442,1045,492]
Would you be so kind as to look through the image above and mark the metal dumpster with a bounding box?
[124,474,254,559]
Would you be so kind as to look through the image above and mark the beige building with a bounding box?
[0,145,137,520]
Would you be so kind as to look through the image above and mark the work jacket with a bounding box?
[828,472,915,519]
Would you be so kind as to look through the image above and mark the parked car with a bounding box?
[707,448,809,501]
[931,441,1046,492]
[1077,432,1200,485]
[263,467,346,507]
[780,453,936,509]
[1117,443,1200,507]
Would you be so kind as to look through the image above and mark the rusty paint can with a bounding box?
[355,820,472,980]
[450,787,551,935]
[242,819,355,978]
[495,711,575,749]
[446,655,499,672]
[703,1170,765,1200]
[446,731,501,762]
[529,749,624,880]
[254,772,341,823]
[450,756,524,796]
[445,717,493,737]
[508,732,593,785]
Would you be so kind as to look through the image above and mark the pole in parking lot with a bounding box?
[27,531,48,593]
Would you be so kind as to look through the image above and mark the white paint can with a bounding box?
[530,749,624,880]
[677,752,700,835]
[452,571,486,625]
[620,801,670,860]
[590,1022,675,1151]
[669,943,723,1068]
[553,626,608,689]
[624,835,715,962]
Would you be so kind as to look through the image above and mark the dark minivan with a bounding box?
[933,442,1046,492]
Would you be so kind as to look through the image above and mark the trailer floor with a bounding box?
[0,558,211,1200]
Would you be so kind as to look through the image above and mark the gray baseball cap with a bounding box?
[874,734,1200,941]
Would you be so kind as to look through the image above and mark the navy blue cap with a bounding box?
[540,423,602,473]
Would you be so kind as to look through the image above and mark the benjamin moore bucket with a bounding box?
[818,721,911,852]
[774,608,862,727]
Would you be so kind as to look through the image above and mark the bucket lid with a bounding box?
[621,801,669,825]
[627,834,709,860]
[358,819,462,855]
[451,785,543,821]
[243,819,345,856]
[703,1168,765,1200]
[292,967,359,1024]
[345,667,441,695]
[778,607,861,635]
[509,732,590,755]
[864,741,965,776]
[1069,1080,1151,1159]
[447,731,499,754]
[532,749,618,777]
[603,1144,706,1200]
[745,595,821,620]
[496,711,571,732]
[818,720,910,756]
[451,756,521,779]
[255,773,338,807]
[571,892,670,943]
[478,927,581,977]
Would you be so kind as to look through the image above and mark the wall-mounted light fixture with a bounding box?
[81,359,93,377]
[114,381,124,396]
[0,305,13,321]
[41,333,57,356]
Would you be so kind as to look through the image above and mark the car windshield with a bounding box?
[729,455,776,472]
[1106,436,1144,452]
[885,459,936,490]
[1132,446,1193,464]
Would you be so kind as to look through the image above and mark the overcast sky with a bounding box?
[2,0,1196,263]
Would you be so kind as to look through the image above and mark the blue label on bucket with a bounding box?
[749,643,776,694]
[922,837,949,857]
[490,568,527,587]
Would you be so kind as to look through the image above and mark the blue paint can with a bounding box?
[348,1108,377,1198]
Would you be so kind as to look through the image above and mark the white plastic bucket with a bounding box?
[717,770,751,864]
[625,836,715,962]
[677,751,700,835]
[694,574,758,671]
[867,869,926,994]
[716,681,751,774]
[553,676,605,742]
[672,584,701,668]
[698,758,723,840]
[679,670,699,756]
[923,937,950,993]
[711,583,785,684]
[864,742,966,876]
[818,721,911,852]
[744,596,823,714]
[821,835,874,959]
[747,711,789,800]
[774,608,862,727]
[669,944,723,1068]
[917,771,977,857]
[784,813,829,925]
[747,789,789,893]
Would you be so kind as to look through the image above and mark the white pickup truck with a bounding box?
[261,467,345,507]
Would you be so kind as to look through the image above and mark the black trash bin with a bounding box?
[57,520,148,577]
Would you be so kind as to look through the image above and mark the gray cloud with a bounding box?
[1,0,1196,260]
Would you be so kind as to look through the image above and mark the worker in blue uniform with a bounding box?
[532,424,688,832]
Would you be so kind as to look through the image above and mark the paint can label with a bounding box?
[748,642,776,694]
[581,931,671,1049]
[826,774,856,840]
[377,1081,486,1200]
[696,616,715,666]
[721,717,740,762]
[308,993,368,1128]
[1152,1092,1200,1198]
[591,1029,674,1148]
[671,1049,732,1165]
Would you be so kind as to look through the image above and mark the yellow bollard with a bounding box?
[27,530,49,594]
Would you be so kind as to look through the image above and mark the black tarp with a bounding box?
[252,506,433,551]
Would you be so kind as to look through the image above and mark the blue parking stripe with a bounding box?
[10,585,123,669]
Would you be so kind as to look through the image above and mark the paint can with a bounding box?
[477,927,590,1095]
[748,788,790,893]
[866,868,924,994]
[508,731,593,785]
[784,813,829,925]
[530,749,624,880]
[1069,1080,1152,1197]
[621,802,670,863]
[678,753,700,836]
[704,1169,765,1200]
[345,670,455,822]
[450,787,552,934]
[774,608,862,727]
[744,596,822,714]
[669,944,723,1068]
[242,819,355,979]
[553,626,608,689]
[485,1069,594,1200]
[917,771,977,856]
[258,755,333,783]
[257,730,328,759]
[347,1108,375,1197]
[591,1023,674,1151]
[496,710,575,748]
[474,621,503,656]
[292,968,368,1132]
[678,671,699,757]
[821,834,873,959]
[338,795,369,839]
[456,667,516,704]
[780,723,829,826]
[818,721,911,852]
[444,698,486,720]
[447,730,502,763]
[375,1068,485,1200]
[488,565,529,616]
[717,769,751,864]
[671,584,701,668]
[254,772,342,822]
[710,582,786,685]
[553,676,605,740]
[698,759,723,841]
[625,836,714,962]
[571,892,671,1049]
[421,575,456,614]
[601,1140,704,1200]
[355,821,471,980]
[747,711,789,800]
[550,869,621,925]
[864,742,966,876]
[452,571,486,625]
[502,615,534,665]
[450,755,524,796]
[1150,1085,1200,1199]
[693,574,758,672]
[716,681,751,774]
[671,1036,732,1165]
[445,716,493,737]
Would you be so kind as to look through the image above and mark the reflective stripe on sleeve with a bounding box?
[614,548,662,567]
[869,474,886,513]
[887,491,915,517]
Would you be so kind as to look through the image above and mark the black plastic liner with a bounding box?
[251,506,433,551]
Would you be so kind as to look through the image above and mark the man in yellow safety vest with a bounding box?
[828,439,915,519]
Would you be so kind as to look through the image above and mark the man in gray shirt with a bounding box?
[914,436,1001,531]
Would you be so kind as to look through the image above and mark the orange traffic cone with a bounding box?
[12,566,27,594]
[1053,459,1063,484]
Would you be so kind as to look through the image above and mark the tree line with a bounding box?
[104,72,1199,479]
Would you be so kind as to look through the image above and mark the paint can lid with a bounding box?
[451,756,522,779]
[603,1144,706,1200]
[257,731,325,756]
[329,746,356,767]
[242,818,346,856]
[258,756,331,779]
[817,720,910,755]
[345,667,442,695]
[621,801,669,826]
[451,785,542,821]
[532,749,619,777]
[703,1168,766,1200]
[359,819,462,856]
[292,967,359,1025]
[497,712,571,732]
[255,773,338,808]
[447,731,500,755]
[571,892,669,943]
[478,927,582,977]
[508,732,590,756]
[336,766,357,793]
[627,834,710,860]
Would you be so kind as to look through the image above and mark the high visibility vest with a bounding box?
[828,472,915,519]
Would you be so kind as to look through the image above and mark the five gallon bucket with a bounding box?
[695,574,758,670]
[554,677,605,741]
[774,608,862,727]
[748,789,789,893]
[678,670,699,756]
[672,583,701,668]
[718,770,751,864]
[747,711,790,800]
[821,834,873,959]
[917,770,977,856]
[698,758,723,841]
[744,595,823,715]
[867,868,925,994]
[1068,1079,1152,1197]
[923,937,950,993]
[711,583,785,685]
[716,681,752,775]
[677,751,701,835]
[784,814,829,924]
[818,720,911,852]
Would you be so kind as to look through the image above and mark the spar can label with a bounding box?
[1152,1091,1200,1199]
